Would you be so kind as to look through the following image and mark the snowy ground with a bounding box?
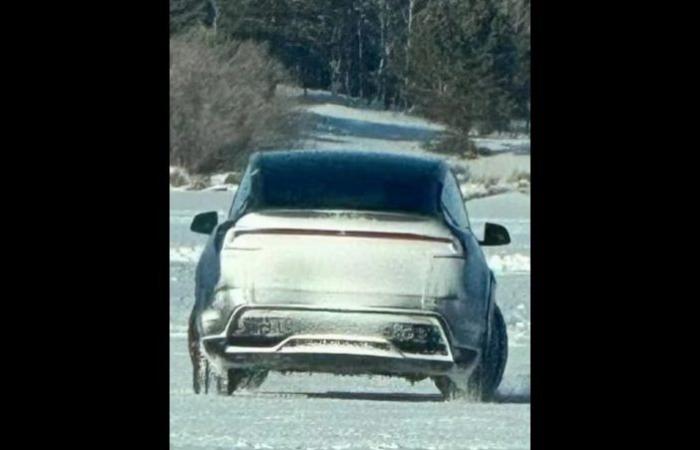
[170,190,530,449]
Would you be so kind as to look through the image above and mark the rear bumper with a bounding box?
[201,305,478,377]
[207,346,455,377]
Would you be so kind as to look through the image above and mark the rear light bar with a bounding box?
[232,228,454,244]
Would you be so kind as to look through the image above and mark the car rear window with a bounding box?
[254,152,442,216]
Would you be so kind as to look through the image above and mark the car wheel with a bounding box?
[469,304,508,400]
[192,352,211,394]
[191,343,208,394]
[195,362,231,396]
[192,342,228,395]
[434,304,508,402]
[189,317,206,394]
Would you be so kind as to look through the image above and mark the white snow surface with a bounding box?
[170,245,204,264]
[472,137,530,153]
[488,253,530,274]
[304,103,446,131]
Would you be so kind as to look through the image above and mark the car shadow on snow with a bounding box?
[257,391,444,402]
[492,391,531,404]
[253,390,530,403]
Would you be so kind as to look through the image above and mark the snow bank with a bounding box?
[488,253,531,274]
[169,166,239,192]
[169,245,204,264]
[169,323,189,338]
[201,184,238,192]
[472,137,530,154]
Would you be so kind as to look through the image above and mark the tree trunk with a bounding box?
[403,0,415,110]
[377,0,388,108]
[208,0,220,33]
[357,14,364,99]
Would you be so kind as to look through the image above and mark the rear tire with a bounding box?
[193,351,217,395]
[190,337,230,395]
[435,305,508,402]
[191,340,208,394]
[189,315,205,394]
[201,363,232,396]
[191,340,268,395]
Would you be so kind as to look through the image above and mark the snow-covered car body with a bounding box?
[188,150,509,397]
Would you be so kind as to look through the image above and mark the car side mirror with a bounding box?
[190,211,218,235]
[479,222,510,246]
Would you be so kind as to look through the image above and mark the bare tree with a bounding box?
[170,28,299,174]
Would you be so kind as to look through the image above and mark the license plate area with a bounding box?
[227,307,450,356]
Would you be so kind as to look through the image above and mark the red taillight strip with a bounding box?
[433,254,466,259]
[232,228,453,244]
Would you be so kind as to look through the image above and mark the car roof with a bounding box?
[251,149,448,178]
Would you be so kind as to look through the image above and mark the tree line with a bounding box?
[170,0,530,172]
[171,0,529,136]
